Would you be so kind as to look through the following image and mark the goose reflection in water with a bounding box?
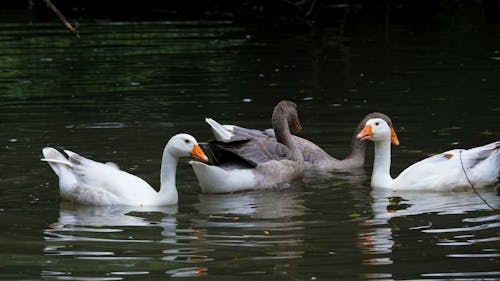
[192,188,308,261]
[358,188,500,279]
[42,204,209,279]
[194,188,307,219]
[48,203,178,228]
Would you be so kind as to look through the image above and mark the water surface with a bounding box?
[0,21,498,280]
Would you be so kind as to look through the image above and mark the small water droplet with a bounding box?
[242,98,252,103]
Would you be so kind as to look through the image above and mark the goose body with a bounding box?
[205,112,393,171]
[357,118,500,191]
[190,100,305,193]
[42,134,208,206]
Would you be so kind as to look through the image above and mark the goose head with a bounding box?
[272,100,302,133]
[166,134,209,161]
[356,118,400,145]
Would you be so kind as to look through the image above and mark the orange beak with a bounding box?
[390,127,400,146]
[191,144,209,162]
[294,119,302,132]
[356,124,373,141]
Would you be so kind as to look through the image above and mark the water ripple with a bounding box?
[422,221,500,233]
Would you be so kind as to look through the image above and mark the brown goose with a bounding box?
[204,112,394,171]
[189,100,305,193]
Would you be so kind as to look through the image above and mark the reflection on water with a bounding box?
[193,190,306,260]
[43,204,206,279]
[359,189,500,279]
[42,189,310,279]
[51,203,178,227]
[194,188,307,219]
[41,205,184,280]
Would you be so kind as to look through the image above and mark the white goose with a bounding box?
[190,100,305,193]
[356,117,500,191]
[41,134,208,206]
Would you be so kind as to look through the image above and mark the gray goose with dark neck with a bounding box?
[323,112,393,170]
[261,112,393,171]
[189,100,306,193]
[272,100,304,165]
[204,100,305,169]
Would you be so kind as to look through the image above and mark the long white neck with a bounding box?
[158,146,178,204]
[371,140,394,188]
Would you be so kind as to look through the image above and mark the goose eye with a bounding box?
[375,122,380,126]
[184,139,191,144]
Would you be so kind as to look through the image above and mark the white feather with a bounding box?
[205,117,234,141]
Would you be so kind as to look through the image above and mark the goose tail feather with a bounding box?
[41,147,72,176]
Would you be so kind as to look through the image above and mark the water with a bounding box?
[0,21,499,280]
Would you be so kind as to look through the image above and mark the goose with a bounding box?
[356,117,500,191]
[204,112,393,171]
[189,100,305,193]
[41,134,209,206]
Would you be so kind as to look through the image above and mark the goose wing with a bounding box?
[65,150,153,197]
[206,137,291,167]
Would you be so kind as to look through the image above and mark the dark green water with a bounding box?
[0,21,498,280]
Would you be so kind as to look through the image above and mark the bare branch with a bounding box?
[305,0,318,17]
[44,0,79,38]
[281,0,310,8]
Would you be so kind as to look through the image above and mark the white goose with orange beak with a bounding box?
[357,118,499,191]
[41,134,208,206]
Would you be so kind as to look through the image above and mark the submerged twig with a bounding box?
[44,0,80,38]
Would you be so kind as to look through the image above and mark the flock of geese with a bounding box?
[42,100,500,206]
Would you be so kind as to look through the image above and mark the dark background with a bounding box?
[2,0,499,25]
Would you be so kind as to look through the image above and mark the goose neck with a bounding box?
[347,138,366,162]
[273,116,303,163]
[159,147,179,201]
[371,140,394,188]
